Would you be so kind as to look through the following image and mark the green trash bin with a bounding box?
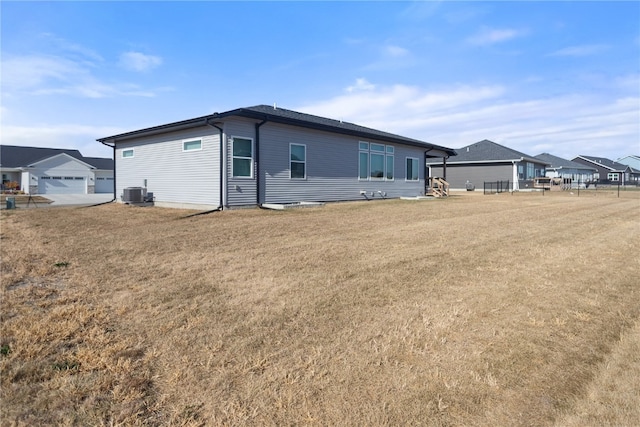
[6,196,16,210]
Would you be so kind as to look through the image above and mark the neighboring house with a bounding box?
[0,145,114,194]
[534,153,596,183]
[426,139,548,191]
[616,155,640,170]
[572,155,640,185]
[96,104,457,209]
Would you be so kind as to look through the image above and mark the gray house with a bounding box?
[426,139,548,191]
[573,155,640,185]
[0,145,114,194]
[97,105,456,209]
[534,153,596,185]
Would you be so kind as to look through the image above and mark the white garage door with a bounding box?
[38,176,86,194]
[95,177,114,193]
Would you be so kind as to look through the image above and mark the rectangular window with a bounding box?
[359,142,369,180]
[290,143,306,179]
[183,139,202,151]
[608,173,619,181]
[518,164,524,180]
[527,163,535,179]
[232,137,253,178]
[386,146,394,180]
[359,141,395,180]
[406,157,419,181]
[122,149,134,158]
[75,177,84,180]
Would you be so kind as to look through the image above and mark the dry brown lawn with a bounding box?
[1,189,639,426]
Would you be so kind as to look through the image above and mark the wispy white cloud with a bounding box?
[0,124,124,157]
[384,45,410,58]
[298,78,639,160]
[549,44,609,57]
[346,78,376,93]
[2,53,167,98]
[40,32,105,63]
[466,27,527,46]
[118,51,163,72]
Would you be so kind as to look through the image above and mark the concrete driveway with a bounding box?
[40,194,114,207]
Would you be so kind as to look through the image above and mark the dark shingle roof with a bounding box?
[97,104,457,156]
[82,157,114,170]
[1,145,84,168]
[574,155,629,172]
[438,139,544,164]
[534,153,597,171]
[0,145,112,170]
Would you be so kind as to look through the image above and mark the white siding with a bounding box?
[115,127,220,208]
[33,156,91,194]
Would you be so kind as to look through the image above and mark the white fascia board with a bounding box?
[426,158,523,165]
[27,153,96,169]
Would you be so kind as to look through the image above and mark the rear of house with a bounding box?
[573,155,640,185]
[98,105,456,209]
[427,140,548,191]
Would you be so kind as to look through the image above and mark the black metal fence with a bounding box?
[483,180,511,194]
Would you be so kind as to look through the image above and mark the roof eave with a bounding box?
[98,108,457,156]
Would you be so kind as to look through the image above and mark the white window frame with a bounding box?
[182,139,202,152]
[122,149,134,158]
[359,142,369,180]
[369,143,385,180]
[608,173,619,181]
[231,137,254,178]
[289,143,307,180]
[386,146,394,181]
[359,141,395,181]
[406,157,420,181]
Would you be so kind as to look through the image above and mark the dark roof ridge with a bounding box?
[97,105,457,156]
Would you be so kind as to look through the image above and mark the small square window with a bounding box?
[183,139,202,151]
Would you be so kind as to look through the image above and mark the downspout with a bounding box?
[255,119,267,206]
[443,156,448,181]
[424,148,433,195]
[99,139,117,203]
[205,120,224,210]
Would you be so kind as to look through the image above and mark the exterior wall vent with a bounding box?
[122,187,146,203]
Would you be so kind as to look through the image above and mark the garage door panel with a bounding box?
[95,177,114,193]
[38,176,86,194]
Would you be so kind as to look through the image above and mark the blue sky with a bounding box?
[2,1,639,160]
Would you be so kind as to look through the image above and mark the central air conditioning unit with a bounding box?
[122,187,146,203]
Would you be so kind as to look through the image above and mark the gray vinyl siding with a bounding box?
[258,122,426,204]
[224,119,258,207]
[115,127,220,207]
[430,163,513,189]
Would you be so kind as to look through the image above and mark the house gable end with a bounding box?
[28,153,96,170]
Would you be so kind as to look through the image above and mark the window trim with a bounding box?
[289,143,307,180]
[182,138,203,152]
[608,172,619,181]
[359,142,369,180]
[122,149,134,159]
[231,136,254,179]
[406,157,420,182]
[359,141,395,181]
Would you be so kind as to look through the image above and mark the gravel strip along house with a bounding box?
[97,105,457,210]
